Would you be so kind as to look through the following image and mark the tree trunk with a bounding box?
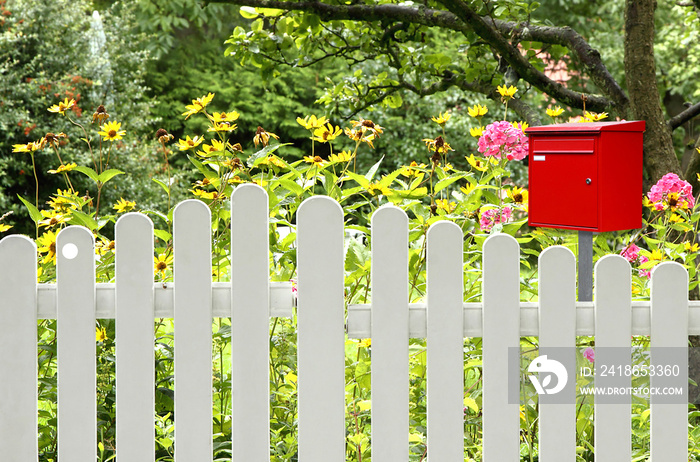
[624,0,681,187]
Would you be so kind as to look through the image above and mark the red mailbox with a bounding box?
[525,121,645,232]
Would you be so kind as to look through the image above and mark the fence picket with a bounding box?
[650,262,688,462]
[116,213,155,461]
[231,184,270,461]
[482,233,520,461]
[0,235,37,461]
[297,196,345,462]
[538,246,576,461]
[173,200,212,461]
[57,226,96,462]
[426,221,464,461]
[371,206,409,462]
[594,255,631,461]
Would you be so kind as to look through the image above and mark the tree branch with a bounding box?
[669,101,700,130]
[208,0,616,113]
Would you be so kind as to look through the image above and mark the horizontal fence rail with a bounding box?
[0,184,692,461]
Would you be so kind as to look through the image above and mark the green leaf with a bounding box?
[69,209,98,231]
[17,195,42,224]
[74,166,99,183]
[239,6,258,18]
[344,171,369,188]
[434,174,465,193]
[364,156,384,182]
[152,178,171,195]
[246,143,291,168]
[97,169,125,184]
[154,229,172,243]
[279,179,304,196]
[188,155,218,180]
[463,397,480,414]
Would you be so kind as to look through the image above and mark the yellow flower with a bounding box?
[47,98,76,115]
[113,198,136,213]
[177,135,205,151]
[497,85,518,99]
[259,155,286,169]
[466,154,488,172]
[349,119,384,137]
[48,163,77,174]
[253,126,280,147]
[93,105,109,124]
[38,210,68,228]
[211,111,240,124]
[182,93,215,119]
[435,198,456,213]
[44,132,67,146]
[514,121,529,132]
[312,123,343,143]
[303,155,325,166]
[345,127,376,148]
[329,150,354,163]
[467,104,488,118]
[650,249,664,261]
[460,183,476,195]
[48,189,80,211]
[666,192,689,211]
[297,114,328,130]
[400,161,426,178]
[207,122,237,133]
[0,223,12,232]
[583,111,608,122]
[431,111,451,125]
[669,213,685,223]
[643,196,655,209]
[469,126,484,138]
[96,326,108,342]
[546,106,564,117]
[98,121,126,141]
[367,182,391,196]
[197,139,226,157]
[13,138,46,153]
[684,241,699,252]
[95,239,115,256]
[422,136,453,154]
[508,186,529,208]
[191,189,222,200]
[154,253,174,278]
[358,338,372,348]
[37,230,58,264]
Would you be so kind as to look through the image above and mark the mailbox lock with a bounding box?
[585,178,592,185]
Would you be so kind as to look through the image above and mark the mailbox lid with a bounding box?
[525,120,645,135]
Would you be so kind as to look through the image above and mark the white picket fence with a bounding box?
[0,183,694,461]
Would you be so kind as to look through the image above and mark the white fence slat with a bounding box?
[297,196,345,462]
[115,213,155,461]
[173,200,213,461]
[538,246,576,462]
[482,233,520,461]
[57,226,96,462]
[650,262,688,462]
[426,221,464,462]
[0,235,37,461]
[594,255,631,461]
[371,206,409,462]
[231,184,270,461]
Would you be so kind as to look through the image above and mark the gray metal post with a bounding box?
[578,230,593,301]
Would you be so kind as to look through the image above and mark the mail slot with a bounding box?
[525,121,645,232]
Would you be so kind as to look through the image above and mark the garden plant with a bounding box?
[7,84,700,461]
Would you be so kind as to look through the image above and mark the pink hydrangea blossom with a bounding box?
[646,172,695,211]
[479,206,513,232]
[477,121,529,161]
[583,347,595,363]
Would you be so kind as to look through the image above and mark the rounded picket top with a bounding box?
[56,225,94,263]
[173,198,211,224]
[651,260,688,286]
[426,219,462,243]
[594,253,631,296]
[298,195,343,225]
[594,253,631,275]
[539,244,575,267]
[231,182,269,207]
[115,211,154,237]
[0,233,36,259]
[371,204,408,230]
